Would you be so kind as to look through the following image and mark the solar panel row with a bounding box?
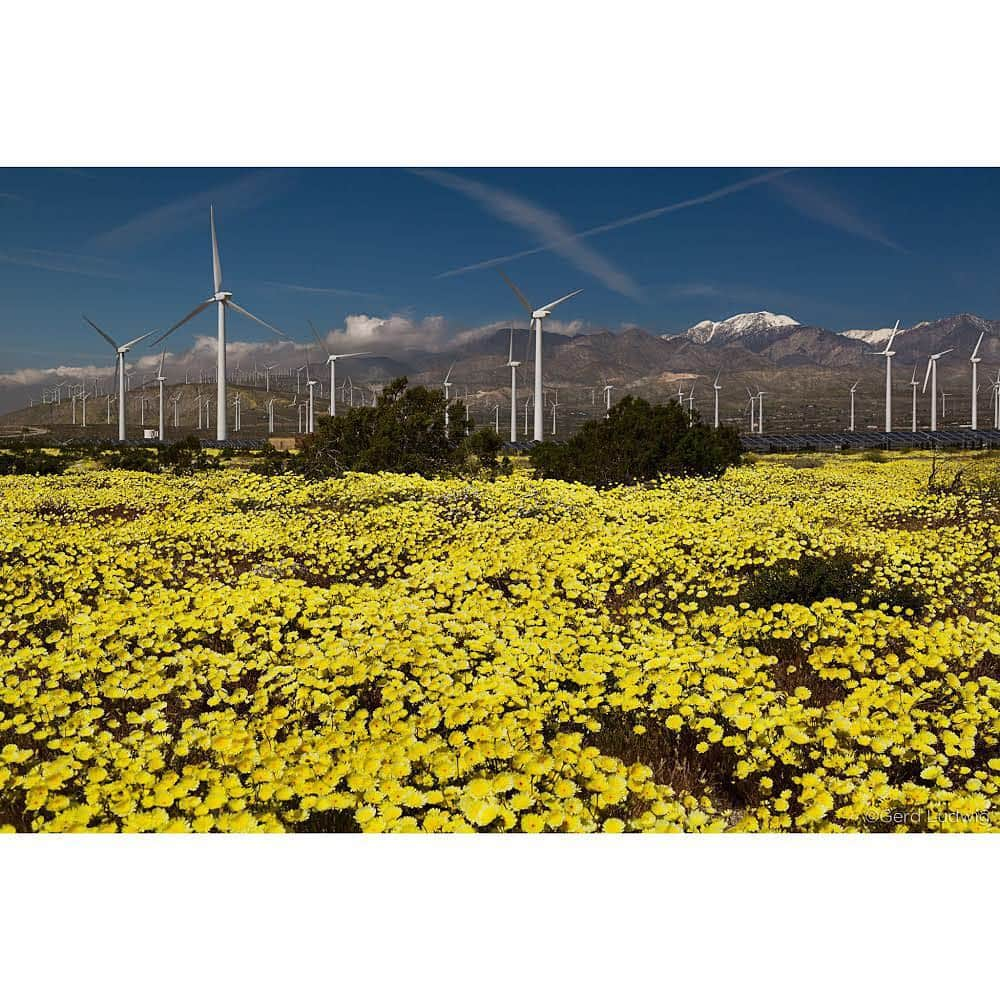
[740,430,1000,453]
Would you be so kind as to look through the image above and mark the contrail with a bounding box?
[415,168,643,299]
[435,168,795,279]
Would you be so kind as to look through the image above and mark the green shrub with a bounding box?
[529,396,742,487]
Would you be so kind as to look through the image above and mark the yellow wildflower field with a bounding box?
[1,453,998,832]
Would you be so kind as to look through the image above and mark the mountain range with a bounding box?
[4,311,999,436]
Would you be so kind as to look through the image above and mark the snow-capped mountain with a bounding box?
[838,327,896,346]
[673,311,800,345]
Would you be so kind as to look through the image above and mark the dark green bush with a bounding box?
[529,396,742,487]
[276,377,503,481]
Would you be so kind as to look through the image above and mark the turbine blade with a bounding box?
[538,288,583,313]
[158,348,165,377]
[211,205,222,294]
[82,315,119,351]
[885,319,900,353]
[497,269,533,314]
[972,332,985,359]
[922,357,933,393]
[337,352,370,360]
[227,300,287,339]
[508,326,514,364]
[151,299,214,347]
[308,319,327,352]
[121,329,157,352]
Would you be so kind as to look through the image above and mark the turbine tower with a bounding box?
[869,320,900,433]
[908,365,920,432]
[156,349,167,441]
[82,316,155,443]
[756,390,766,435]
[507,326,521,444]
[712,372,721,429]
[970,331,985,431]
[309,321,369,417]
[922,348,954,432]
[849,381,859,432]
[746,389,756,434]
[497,269,581,442]
[153,206,285,442]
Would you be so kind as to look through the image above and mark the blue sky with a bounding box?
[2,167,1000,392]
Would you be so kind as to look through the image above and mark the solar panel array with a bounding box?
[740,430,1000,453]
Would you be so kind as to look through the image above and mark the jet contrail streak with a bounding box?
[436,168,795,278]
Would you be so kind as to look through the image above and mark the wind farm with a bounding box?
[4,167,1000,839]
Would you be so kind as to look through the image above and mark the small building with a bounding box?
[268,435,300,452]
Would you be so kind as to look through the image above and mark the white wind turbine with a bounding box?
[550,389,560,436]
[922,348,954,432]
[991,370,1000,430]
[848,381,859,432]
[869,321,900,432]
[506,326,521,444]
[156,349,167,441]
[970,331,985,430]
[83,316,156,442]
[604,382,613,417]
[498,269,582,442]
[443,364,454,429]
[908,365,920,432]
[746,389,756,434]
[309,321,370,417]
[712,372,721,429]
[80,389,89,428]
[305,362,317,433]
[152,206,285,443]
[756,390,766,434]
[266,397,277,434]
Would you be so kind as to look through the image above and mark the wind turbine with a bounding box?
[233,392,242,433]
[151,206,285,442]
[940,391,952,420]
[497,269,582,442]
[970,331,985,430]
[688,385,696,414]
[80,389,89,428]
[506,326,521,444]
[156,349,167,441]
[991,370,1000,430]
[309,321,370,417]
[443,365,454,429]
[712,372,721,429]
[83,315,155,442]
[524,392,532,437]
[604,382,613,417]
[267,397,277,434]
[848,381,859,432]
[305,362,317,433]
[908,365,920,432]
[922,348,954,432]
[756,390,766,435]
[550,389,560,436]
[869,320,900,432]
[195,390,204,430]
[746,389,756,434]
